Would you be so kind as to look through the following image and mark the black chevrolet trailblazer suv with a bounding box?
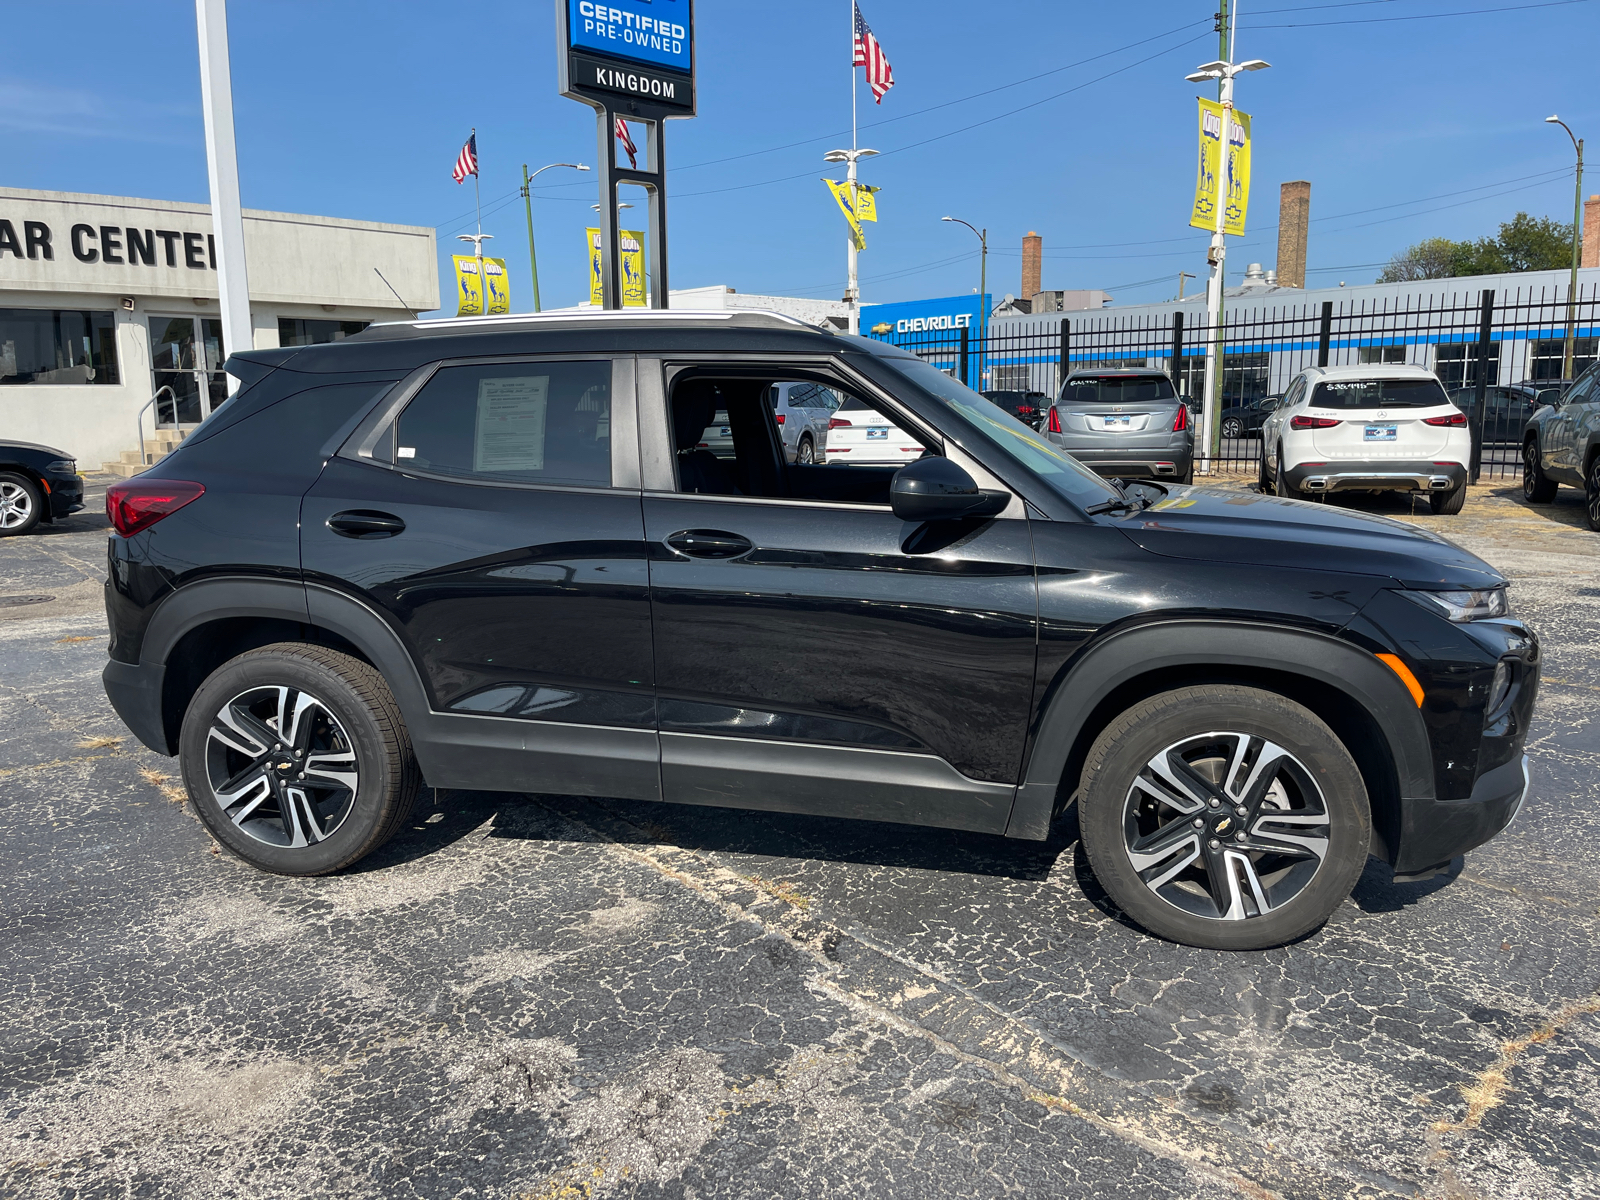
[101,311,1538,950]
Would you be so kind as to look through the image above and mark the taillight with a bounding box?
[1047,406,1062,434]
[1172,405,1188,431]
[1290,416,1341,430]
[775,413,785,424]
[1016,405,1036,416]
[828,417,852,429]
[107,479,205,536]
[1423,412,1468,427]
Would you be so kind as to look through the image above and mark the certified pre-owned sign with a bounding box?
[559,0,695,116]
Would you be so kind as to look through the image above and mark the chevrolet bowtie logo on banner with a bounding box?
[1189,98,1252,236]
[824,179,879,250]
[482,257,510,315]
[453,255,484,316]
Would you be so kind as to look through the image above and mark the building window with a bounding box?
[1528,337,1598,382]
[278,318,369,347]
[1433,342,1500,389]
[0,308,119,385]
[1358,345,1408,365]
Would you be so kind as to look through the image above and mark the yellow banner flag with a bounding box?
[854,184,878,223]
[482,257,510,315]
[1189,99,1251,236]
[824,178,866,249]
[587,228,648,307]
[453,255,484,316]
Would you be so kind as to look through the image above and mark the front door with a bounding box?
[639,361,1038,835]
[148,316,228,426]
[301,355,659,800]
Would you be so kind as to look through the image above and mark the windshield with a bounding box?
[877,356,1121,507]
[1310,378,1450,409]
[1060,375,1176,404]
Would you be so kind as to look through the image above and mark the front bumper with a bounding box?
[1283,458,1467,495]
[1395,754,1529,873]
[46,474,84,520]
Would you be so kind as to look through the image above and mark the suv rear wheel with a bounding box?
[1429,483,1466,515]
[1524,438,1557,503]
[1078,685,1370,950]
[1587,454,1600,532]
[179,643,420,875]
[796,434,815,465]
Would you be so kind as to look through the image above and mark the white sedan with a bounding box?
[1260,363,1471,514]
[824,395,925,466]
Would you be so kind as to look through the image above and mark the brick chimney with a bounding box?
[1021,231,1042,301]
[1584,195,1599,268]
[1275,181,1311,289]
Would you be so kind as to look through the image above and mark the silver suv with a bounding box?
[770,381,841,465]
[1043,368,1194,483]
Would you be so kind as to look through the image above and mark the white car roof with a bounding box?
[1299,363,1439,382]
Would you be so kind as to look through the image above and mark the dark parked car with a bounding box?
[981,389,1048,430]
[1044,368,1194,482]
[1522,362,1600,528]
[100,311,1538,950]
[1449,381,1567,450]
[1219,394,1280,440]
[0,440,83,536]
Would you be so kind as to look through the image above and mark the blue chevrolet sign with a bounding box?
[568,0,693,74]
[862,294,991,388]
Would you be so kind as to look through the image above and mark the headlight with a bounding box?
[45,459,77,475]
[1403,587,1509,622]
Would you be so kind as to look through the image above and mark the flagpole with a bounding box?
[472,129,485,311]
[847,2,859,335]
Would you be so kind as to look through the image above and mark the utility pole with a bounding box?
[1546,116,1585,381]
[195,0,251,396]
[1178,271,1195,300]
[1186,10,1268,475]
[521,161,589,313]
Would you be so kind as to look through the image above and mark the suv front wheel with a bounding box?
[179,643,420,875]
[1524,438,1557,503]
[1078,685,1371,950]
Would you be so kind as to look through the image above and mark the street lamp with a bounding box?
[1546,116,1585,382]
[941,217,988,387]
[824,147,878,334]
[1183,53,1270,476]
[522,161,589,312]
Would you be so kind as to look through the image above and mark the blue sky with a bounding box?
[5,0,1595,314]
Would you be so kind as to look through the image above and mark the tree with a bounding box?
[1377,213,1574,283]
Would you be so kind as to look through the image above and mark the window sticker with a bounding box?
[473,375,549,472]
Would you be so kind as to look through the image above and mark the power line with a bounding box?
[1254,0,1591,25]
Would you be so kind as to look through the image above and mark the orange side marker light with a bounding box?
[1377,653,1425,707]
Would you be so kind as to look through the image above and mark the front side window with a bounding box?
[395,360,612,487]
[1309,378,1451,409]
[0,308,119,385]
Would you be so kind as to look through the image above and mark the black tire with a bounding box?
[0,471,43,537]
[1221,417,1243,440]
[179,643,420,875]
[1429,484,1466,515]
[1177,463,1195,486]
[1523,438,1557,503]
[1257,449,1272,494]
[796,435,815,466]
[1077,685,1371,951]
[1588,454,1600,532]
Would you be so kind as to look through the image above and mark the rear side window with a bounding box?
[1310,378,1450,409]
[1061,375,1176,403]
[395,361,611,487]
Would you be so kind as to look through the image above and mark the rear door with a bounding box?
[1545,371,1595,480]
[301,354,659,799]
[636,356,1037,835]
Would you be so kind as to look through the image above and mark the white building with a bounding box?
[0,187,438,471]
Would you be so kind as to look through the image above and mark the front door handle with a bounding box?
[665,529,753,559]
[327,510,406,539]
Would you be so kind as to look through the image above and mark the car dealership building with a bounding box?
[0,187,438,472]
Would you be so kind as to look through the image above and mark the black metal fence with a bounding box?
[874,283,1600,481]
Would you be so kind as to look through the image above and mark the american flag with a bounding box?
[451,133,477,184]
[615,118,638,169]
[852,3,894,104]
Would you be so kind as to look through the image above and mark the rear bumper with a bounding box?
[1394,754,1529,873]
[102,657,172,755]
[1284,458,1466,495]
[1057,442,1193,479]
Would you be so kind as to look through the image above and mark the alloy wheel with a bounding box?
[0,481,33,529]
[204,684,360,848]
[1122,731,1330,921]
[1589,458,1600,530]
[797,438,815,465]
[1222,418,1242,439]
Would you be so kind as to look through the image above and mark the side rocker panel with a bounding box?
[1003,621,1437,842]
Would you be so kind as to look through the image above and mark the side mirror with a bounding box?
[890,456,1009,522]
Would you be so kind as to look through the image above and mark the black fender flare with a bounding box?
[1003,619,1435,840]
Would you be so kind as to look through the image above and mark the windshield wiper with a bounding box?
[1085,496,1142,516]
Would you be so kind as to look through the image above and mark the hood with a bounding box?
[1114,486,1503,590]
[1,440,72,460]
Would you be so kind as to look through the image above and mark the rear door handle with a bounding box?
[327,510,406,539]
[665,529,753,559]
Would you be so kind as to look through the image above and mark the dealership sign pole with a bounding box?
[558,0,695,309]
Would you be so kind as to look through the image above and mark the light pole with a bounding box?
[1546,116,1585,382]
[522,161,589,312]
[824,147,879,335]
[1185,44,1269,476]
[942,217,988,387]
[456,232,493,315]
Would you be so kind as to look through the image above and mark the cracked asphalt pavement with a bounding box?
[2,476,1597,1199]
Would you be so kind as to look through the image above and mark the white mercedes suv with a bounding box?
[1260,364,1471,514]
